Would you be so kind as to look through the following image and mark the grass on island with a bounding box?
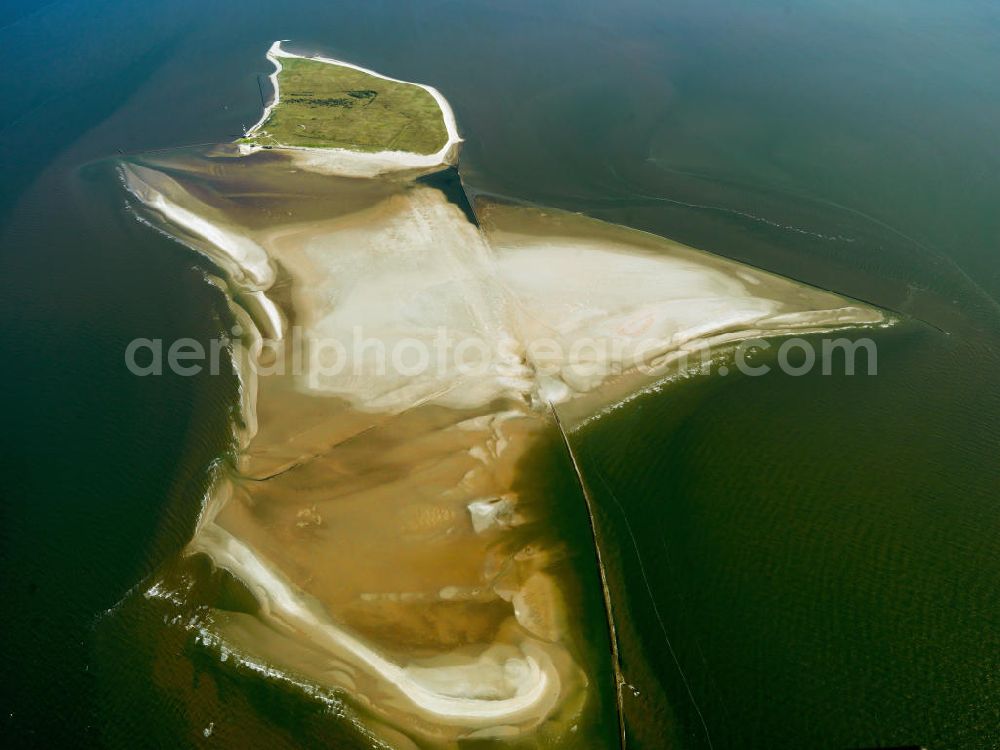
[245,57,449,154]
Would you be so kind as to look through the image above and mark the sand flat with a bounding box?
[120,101,887,744]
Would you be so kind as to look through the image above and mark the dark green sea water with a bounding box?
[2,1,998,747]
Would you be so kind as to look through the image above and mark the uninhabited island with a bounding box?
[237,41,461,177]
[119,41,891,747]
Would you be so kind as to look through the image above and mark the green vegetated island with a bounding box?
[244,54,450,154]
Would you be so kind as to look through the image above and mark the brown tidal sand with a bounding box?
[123,149,600,745]
[120,137,887,747]
[221,400,556,643]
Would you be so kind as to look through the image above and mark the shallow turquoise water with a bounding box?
[2,1,999,747]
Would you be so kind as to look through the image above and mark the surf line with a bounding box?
[548,401,627,750]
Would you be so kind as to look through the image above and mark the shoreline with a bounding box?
[189,519,562,725]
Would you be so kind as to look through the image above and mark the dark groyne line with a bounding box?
[548,403,627,750]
